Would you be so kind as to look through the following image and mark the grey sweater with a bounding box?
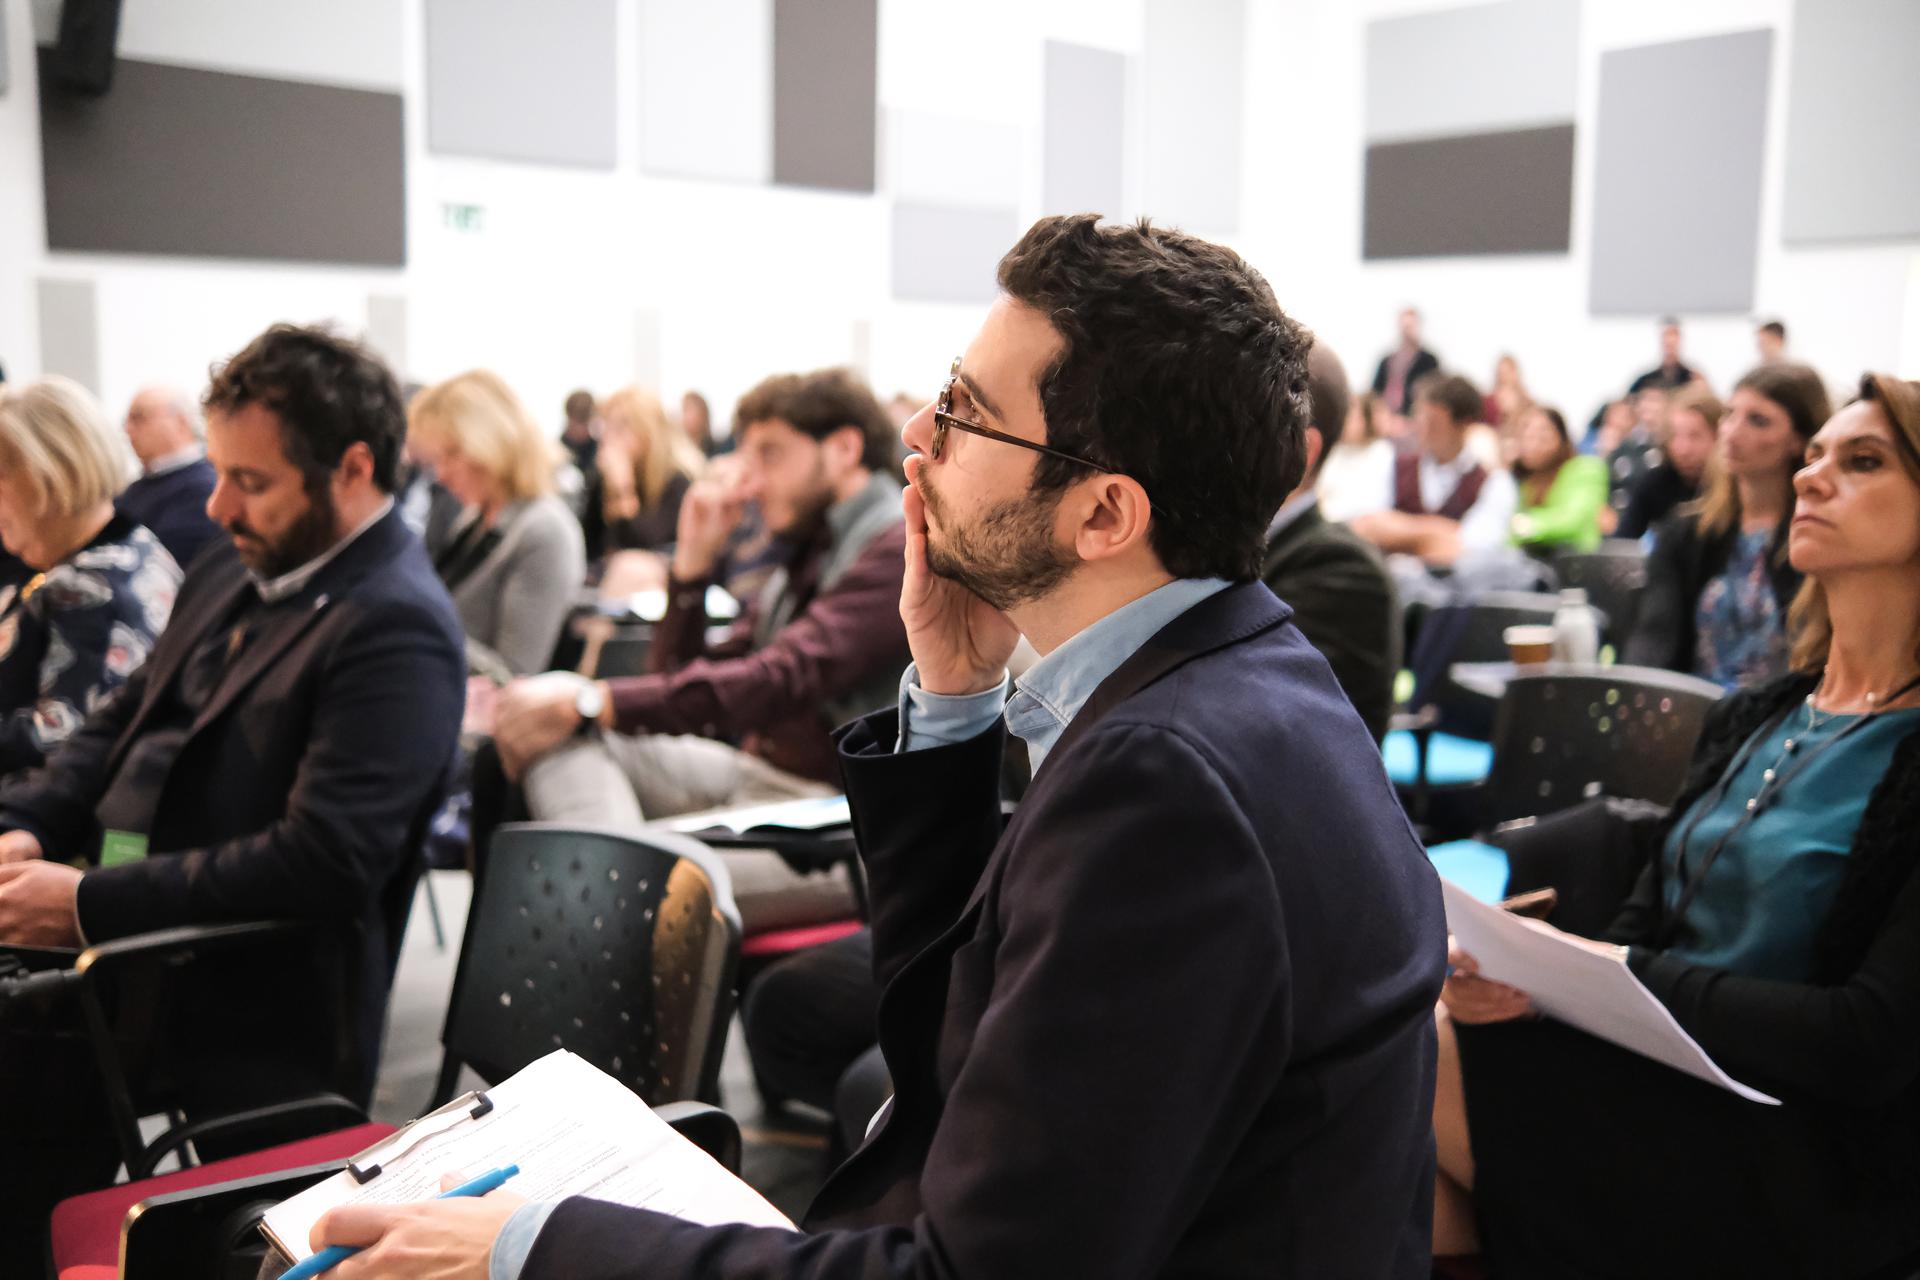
[441,495,586,675]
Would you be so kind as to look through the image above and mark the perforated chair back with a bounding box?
[1482,665,1723,827]
[1553,542,1649,649]
[438,823,741,1107]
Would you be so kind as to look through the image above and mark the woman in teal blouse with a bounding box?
[1434,373,1920,1277]
[1507,405,1607,554]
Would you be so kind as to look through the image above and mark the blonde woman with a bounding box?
[584,385,703,556]
[409,370,585,675]
[0,377,180,774]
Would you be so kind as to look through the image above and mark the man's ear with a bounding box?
[1065,473,1153,565]
[333,440,377,493]
[826,424,866,471]
[1300,425,1324,480]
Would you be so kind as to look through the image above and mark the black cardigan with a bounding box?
[1607,673,1920,1112]
[1622,505,1802,674]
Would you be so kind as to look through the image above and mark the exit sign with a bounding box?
[442,203,485,233]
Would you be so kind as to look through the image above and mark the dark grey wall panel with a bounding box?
[1364,124,1574,259]
[38,52,404,265]
[36,278,100,395]
[1044,42,1126,217]
[1782,0,1920,244]
[425,0,615,169]
[1589,30,1772,315]
[772,0,876,192]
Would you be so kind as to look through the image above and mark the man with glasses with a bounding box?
[490,368,907,932]
[322,216,1446,1279]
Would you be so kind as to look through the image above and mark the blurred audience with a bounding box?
[1351,373,1517,572]
[1605,386,1670,525]
[559,388,598,472]
[117,384,221,567]
[581,386,702,557]
[1482,352,1532,432]
[1616,386,1722,540]
[1371,306,1440,416]
[1755,318,1788,364]
[408,370,586,677]
[493,368,909,930]
[1509,406,1608,555]
[682,390,725,457]
[1628,315,1697,394]
[0,377,180,776]
[1317,388,1399,523]
[1625,362,1832,688]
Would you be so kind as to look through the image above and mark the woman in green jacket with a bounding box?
[1510,405,1608,553]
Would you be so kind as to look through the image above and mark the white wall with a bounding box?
[1,0,1912,435]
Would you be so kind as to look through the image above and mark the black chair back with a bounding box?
[1482,665,1723,828]
[437,823,740,1108]
[1553,541,1649,649]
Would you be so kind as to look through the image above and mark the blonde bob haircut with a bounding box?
[0,375,126,518]
[409,370,556,504]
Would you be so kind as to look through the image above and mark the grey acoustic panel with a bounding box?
[1782,0,1920,244]
[1589,30,1772,315]
[1366,0,1579,143]
[1364,125,1574,259]
[1143,0,1243,232]
[36,278,100,396]
[38,52,404,265]
[1044,42,1126,217]
[892,204,1020,304]
[890,111,1020,208]
[638,0,771,182]
[772,0,876,192]
[425,0,615,169]
[365,295,408,385]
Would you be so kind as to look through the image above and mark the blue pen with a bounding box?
[280,1164,522,1280]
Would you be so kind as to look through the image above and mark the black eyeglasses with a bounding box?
[932,357,1104,471]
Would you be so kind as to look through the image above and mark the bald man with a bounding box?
[119,385,221,567]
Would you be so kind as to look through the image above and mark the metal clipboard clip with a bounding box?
[345,1090,496,1184]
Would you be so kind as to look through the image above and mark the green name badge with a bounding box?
[100,829,149,867]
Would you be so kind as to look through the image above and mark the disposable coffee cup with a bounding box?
[1504,624,1556,667]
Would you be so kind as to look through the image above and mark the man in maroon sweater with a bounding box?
[493,368,907,928]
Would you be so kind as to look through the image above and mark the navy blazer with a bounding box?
[524,582,1446,1278]
[0,508,465,1106]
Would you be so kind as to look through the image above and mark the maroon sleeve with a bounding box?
[609,523,907,740]
[646,572,754,675]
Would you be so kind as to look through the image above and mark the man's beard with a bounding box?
[228,487,340,579]
[918,471,1074,612]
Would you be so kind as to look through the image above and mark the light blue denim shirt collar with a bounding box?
[1006,576,1231,774]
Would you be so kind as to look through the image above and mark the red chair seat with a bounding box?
[51,1121,394,1273]
[739,918,862,958]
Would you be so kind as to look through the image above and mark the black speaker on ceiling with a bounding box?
[47,0,125,96]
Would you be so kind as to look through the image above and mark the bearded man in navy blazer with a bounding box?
[0,325,465,1268]
[322,217,1446,1278]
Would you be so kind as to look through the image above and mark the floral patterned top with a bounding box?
[1692,527,1789,691]
[0,514,181,776]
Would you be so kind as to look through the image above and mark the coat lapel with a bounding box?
[104,566,252,779]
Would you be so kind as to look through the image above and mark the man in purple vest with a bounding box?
[1349,373,1515,570]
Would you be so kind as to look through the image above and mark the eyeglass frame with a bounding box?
[930,357,1107,472]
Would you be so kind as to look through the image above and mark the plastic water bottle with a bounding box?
[1553,588,1600,665]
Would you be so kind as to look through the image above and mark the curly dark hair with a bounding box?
[994,215,1312,581]
[733,367,895,474]
[1412,372,1482,427]
[203,323,405,494]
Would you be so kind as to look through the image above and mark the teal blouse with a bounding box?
[1660,704,1920,981]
